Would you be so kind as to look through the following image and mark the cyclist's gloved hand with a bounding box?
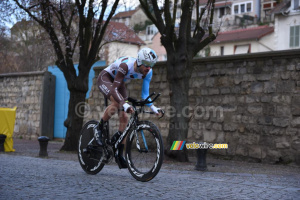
[150,105,161,114]
[123,103,133,113]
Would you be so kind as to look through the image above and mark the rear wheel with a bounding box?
[126,121,164,182]
[78,120,105,175]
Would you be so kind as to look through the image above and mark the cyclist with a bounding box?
[94,47,161,168]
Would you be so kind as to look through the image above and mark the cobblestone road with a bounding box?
[0,154,299,200]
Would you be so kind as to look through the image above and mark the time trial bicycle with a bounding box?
[78,93,164,182]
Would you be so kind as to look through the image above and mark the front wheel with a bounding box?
[126,121,164,182]
[78,120,105,175]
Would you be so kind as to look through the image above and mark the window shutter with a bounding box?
[295,26,300,47]
[290,26,294,47]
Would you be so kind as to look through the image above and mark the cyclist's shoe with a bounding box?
[115,144,127,169]
[93,123,103,147]
[118,155,128,169]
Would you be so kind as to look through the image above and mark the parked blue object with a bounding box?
[48,61,106,139]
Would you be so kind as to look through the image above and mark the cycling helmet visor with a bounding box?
[141,60,155,68]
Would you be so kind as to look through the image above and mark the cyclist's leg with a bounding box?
[117,82,128,144]
[103,81,128,143]
[94,71,117,145]
[101,97,128,168]
[114,82,128,168]
[102,96,119,121]
[98,71,125,122]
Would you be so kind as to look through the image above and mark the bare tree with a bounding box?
[139,0,217,161]
[0,25,19,73]
[9,19,56,72]
[1,0,120,151]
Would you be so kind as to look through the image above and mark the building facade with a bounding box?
[100,21,145,64]
[111,8,149,29]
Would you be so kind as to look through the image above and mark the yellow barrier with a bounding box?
[0,107,17,152]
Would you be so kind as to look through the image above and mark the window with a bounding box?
[147,26,154,35]
[198,6,206,17]
[219,8,225,18]
[247,3,252,12]
[234,5,239,14]
[112,32,119,37]
[241,4,245,13]
[220,46,224,56]
[234,44,250,54]
[199,6,205,14]
[290,25,300,48]
[232,2,252,14]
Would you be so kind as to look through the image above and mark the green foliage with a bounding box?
[133,20,153,32]
[205,47,211,57]
[195,47,211,58]
[258,21,270,26]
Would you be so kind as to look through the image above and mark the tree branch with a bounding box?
[91,0,108,52]
[139,0,157,25]
[91,0,120,62]
[178,0,194,48]
[193,0,200,37]
[164,0,176,46]
[71,34,79,58]
[76,0,86,60]
[172,0,178,26]
[209,0,216,35]
[12,0,45,27]
[164,0,172,30]
[195,34,216,55]
[150,0,166,32]
[81,0,95,60]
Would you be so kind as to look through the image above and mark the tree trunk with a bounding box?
[165,55,191,162]
[60,90,86,151]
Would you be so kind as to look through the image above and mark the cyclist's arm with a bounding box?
[142,70,153,107]
[111,63,128,106]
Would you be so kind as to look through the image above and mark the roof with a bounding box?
[199,0,231,6]
[112,9,138,19]
[213,26,274,43]
[105,21,145,45]
[270,0,291,15]
[215,2,232,8]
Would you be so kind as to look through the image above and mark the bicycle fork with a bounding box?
[135,129,149,153]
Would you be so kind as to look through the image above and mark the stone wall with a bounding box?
[0,71,54,140]
[0,50,298,164]
[189,50,300,164]
[87,50,300,164]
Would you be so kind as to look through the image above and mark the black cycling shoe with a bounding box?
[116,144,127,169]
[93,123,103,146]
[118,156,128,169]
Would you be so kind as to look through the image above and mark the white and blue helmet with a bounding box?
[137,48,158,68]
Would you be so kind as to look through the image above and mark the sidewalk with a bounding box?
[7,138,300,177]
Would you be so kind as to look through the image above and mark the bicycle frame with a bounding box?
[88,93,163,158]
[78,92,165,181]
[85,108,140,154]
[113,114,136,149]
[113,92,164,150]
